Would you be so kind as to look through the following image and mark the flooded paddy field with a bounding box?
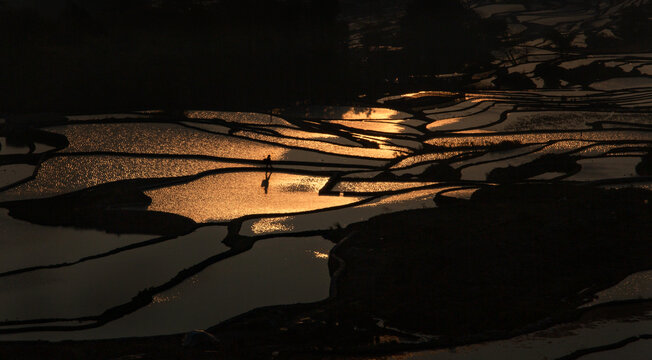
[1,83,651,358]
[1,0,652,359]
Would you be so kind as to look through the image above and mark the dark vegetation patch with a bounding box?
[1,115,70,153]
[615,2,652,49]
[487,153,580,182]
[493,69,537,90]
[534,62,636,88]
[588,2,652,51]
[374,163,460,181]
[561,62,635,86]
[0,126,69,153]
[399,0,505,76]
[416,163,461,181]
[373,171,407,180]
[637,151,652,176]
[486,140,523,152]
[542,28,573,52]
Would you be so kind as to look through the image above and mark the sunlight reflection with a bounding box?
[333,181,437,193]
[251,217,295,234]
[53,123,291,161]
[426,117,462,129]
[327,120,422,135]
[310,251,329,260]
[185,110,295,127]
[377,91,459,104]
[351,133,408,153]
[1,156,247,201]
[341,107,405,120]
[145,172,363,223]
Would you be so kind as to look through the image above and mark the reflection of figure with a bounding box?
[261,171,272,194]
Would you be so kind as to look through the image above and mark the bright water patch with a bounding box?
[427,103,514,132]
[0,156,247,202]
[325,120,423,135]
[244,187,455,236]
[287,106,411,120]
[269,127,362,146]
[185,110,296,127]
[145,172,363,223]
[239,130,399,159]
[426,130,652,148]
[332,181,437,194]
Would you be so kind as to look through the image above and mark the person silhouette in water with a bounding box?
[264,155,272,170]
[261,155,273,194]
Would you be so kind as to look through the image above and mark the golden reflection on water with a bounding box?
[377,91,459,104]
[310,251,329,260]
[425,130,652,148]
[1,156,245,201]
[271,128,353,142]
[185,110,295,127]
[333,181,437,193]
[426,117,462,130]
[251,217,295,234]
[241,131,399,159]
[145,172,363,223]
[390,151,464,169]
[327,120,422,135]
[341,107,406,120]
[242,187,455,236]
[52,123,291,161]
[350,133,408,153]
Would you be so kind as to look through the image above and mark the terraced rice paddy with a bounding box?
[1,0,651,358]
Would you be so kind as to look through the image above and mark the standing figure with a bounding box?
[261,155,273,194]
[264,155,273,171]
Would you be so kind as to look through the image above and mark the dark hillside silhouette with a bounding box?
[0,0,502,113]
[401,0,505,75]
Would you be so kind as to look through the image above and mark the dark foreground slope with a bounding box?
[2,184,651,359]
